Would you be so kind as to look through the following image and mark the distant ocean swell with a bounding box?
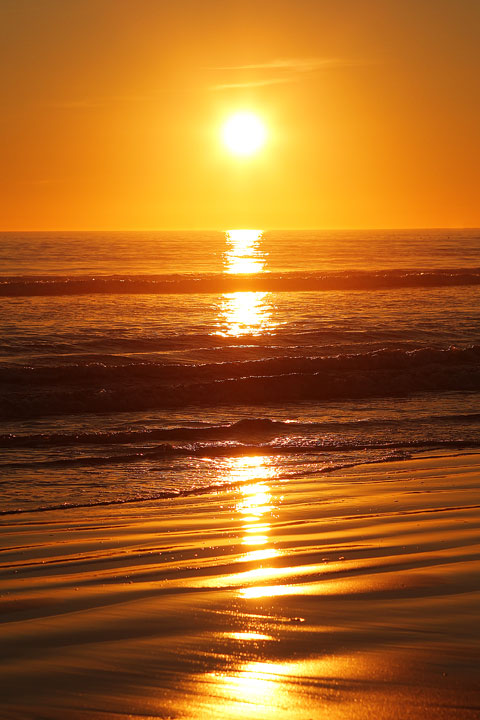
[3,345,479,383]
[2,267,480,295]
[0,334,456,358]
[2,345,480,419]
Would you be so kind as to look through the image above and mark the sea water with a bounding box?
[1,229,480,513]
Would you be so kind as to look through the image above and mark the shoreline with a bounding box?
[1,449,480,718]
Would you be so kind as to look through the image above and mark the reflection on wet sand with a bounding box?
[220,456,282,582]
[189,453,480,719]
[199,456,303,713]
[236,473,291,592]
[235,461,279,562]
[206,661,290,717]
[1,453,480,718]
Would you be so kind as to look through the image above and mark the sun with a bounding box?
[222,112,267,156]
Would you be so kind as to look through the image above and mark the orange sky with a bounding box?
[1,0,479,230]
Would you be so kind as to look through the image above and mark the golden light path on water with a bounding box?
[216,229,277,337]
[210,258,335,713]
[224,229,266,274]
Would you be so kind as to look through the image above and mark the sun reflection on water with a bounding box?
[217,291,275,337]
[224,229,266,274]
[228,456,277,483]
[216,229,277,337]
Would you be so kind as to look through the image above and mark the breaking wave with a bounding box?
[2,413,480,449]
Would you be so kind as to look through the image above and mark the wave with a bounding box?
[0,333,435,359]
[2,268,480,296]
[2,413,480,449]
[2,437,480,472]
[0,450,414,516]
[3,344,480,385]
[1,345,480,419]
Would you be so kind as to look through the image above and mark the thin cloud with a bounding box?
[213,58,343,72]
[210,57,352,91]
[213,77,294,91]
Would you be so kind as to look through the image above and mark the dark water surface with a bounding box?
[1,229,479,513]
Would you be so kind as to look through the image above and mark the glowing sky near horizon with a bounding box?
[0,0,479,230]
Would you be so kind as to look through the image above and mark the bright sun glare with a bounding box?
[222,112,267,156]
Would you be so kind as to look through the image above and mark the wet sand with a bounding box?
[1,451,479,719]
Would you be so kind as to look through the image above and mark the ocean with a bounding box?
[1,228,480,515]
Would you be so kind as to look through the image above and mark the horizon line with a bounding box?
[1,226,479,233]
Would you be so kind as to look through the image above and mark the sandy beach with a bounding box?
[1,450,479,719]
